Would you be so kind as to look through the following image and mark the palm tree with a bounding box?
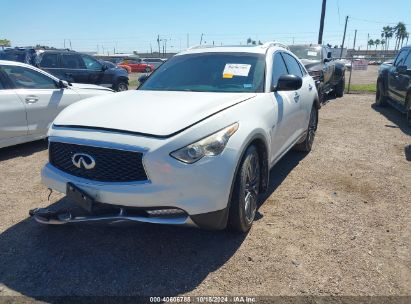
[381,26,394,51]
[368,39,374,51]
[394,22,407,50]
[246,38,252,45]
[381,39,386,51]
[375,39,381,50]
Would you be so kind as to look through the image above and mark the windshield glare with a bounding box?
[289,46,322,60]
[139,52,265,93]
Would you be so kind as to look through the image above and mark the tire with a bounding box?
[145,66,151,73]
[318,83,326,104]
[114,81,128,92]
[375,81,387,107]
[294,105,318,152]
[335,77,345,98]
[228,145,260,232]
[406,95,411,128]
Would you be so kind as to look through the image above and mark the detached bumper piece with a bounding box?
[29,204,197,227]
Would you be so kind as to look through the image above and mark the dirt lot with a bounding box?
[0,94,410,300]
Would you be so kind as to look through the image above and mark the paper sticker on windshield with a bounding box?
[307,51,318,56]
[223,64,251,77]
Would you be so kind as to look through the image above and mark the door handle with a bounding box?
[25,96,39,104]
[294,92,300,102]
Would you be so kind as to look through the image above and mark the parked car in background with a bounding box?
[141,58,167,69]
[376,45,411,126]
[0,47,36,65]
[0,60,114,148]
[32,42,319,232]
[289,44,345,103]
[118,58,154,73]
[35,50,129,91]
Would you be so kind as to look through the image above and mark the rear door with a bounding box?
[60,53,88,83]
[395,49,411,107]
[388,49,410,103]
[0,68,28,145]
[2,65,80,136]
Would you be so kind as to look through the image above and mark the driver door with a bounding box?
[269,52,301,163]
[388,49,410,103]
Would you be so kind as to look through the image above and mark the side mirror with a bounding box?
[327,51,332,59]
[138,75,149,85]
[102,64,108,71]
[58,80,69,88]
[273,75,303,92]
[397,65,407,74]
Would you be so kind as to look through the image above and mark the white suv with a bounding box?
[32,42,319,232]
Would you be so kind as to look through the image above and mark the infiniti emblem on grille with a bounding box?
[72,153,96,170]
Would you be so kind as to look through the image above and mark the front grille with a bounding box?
[49,142,148,182]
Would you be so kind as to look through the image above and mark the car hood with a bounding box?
[69,83,114,92]
[300,59,322,71]
[53,90,256,137]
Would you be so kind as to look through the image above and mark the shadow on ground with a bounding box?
[0,140,48,162]
[0,150,305,299]
[371,103,411,136]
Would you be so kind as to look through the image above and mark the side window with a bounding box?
[272,52,289,87]
[61,54,85,69]
[39,53,59,68]
[81,55,102,70]
[298,62,307,76]
[2,66,57,89]
[403,51,411,69]
[394,50,409,67]
[282,53,303,77]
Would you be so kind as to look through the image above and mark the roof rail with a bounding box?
[261,41,290,50]
[187,45,217,50]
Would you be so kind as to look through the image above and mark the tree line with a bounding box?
[368,22,409,51]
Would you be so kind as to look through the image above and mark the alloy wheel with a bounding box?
[244,152,260,224]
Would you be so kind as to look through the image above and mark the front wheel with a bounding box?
[375,81,387,107]
[228,145,260,232]
[114,81,128,92]
[335,77,345,97]
[406,95,411,128]
[294,105,318,152]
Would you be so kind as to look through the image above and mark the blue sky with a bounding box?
[1,0,410,53]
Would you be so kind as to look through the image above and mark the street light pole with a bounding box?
[318,0,327,44]
[340,15,349,59]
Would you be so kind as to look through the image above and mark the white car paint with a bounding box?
[40,43,318,230]
[0,60,114,148]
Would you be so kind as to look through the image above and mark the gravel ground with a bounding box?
[345,65,379,85]
[0,94,410,300]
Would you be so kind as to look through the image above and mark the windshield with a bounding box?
[139,52,265,93]
[289,46,322,61]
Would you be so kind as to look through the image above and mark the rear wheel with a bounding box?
[114,81,128,92]
[294,105,318,152]
[335,77,345,97]
[228,145,260,232]
[375,81,387,106]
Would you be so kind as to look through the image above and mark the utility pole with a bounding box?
[366,33,369,54]
[340,15,349,59]
[347,29,357,94]
[157,35,160,55]
[200,33,204,45]
[318,0,327,44]
[69,40,72,50]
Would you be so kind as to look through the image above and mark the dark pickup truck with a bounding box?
[289,44,346,103]
[376,45,411,126]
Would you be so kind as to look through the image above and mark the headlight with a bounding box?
[170,123,239,164]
